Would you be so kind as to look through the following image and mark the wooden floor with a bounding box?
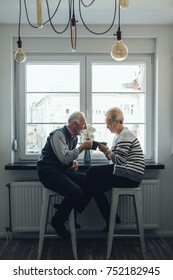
[0,236,173,260]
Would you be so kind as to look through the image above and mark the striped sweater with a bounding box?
[111,127,145,182]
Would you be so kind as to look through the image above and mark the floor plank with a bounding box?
[0,237,173,260]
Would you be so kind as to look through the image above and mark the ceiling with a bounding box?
[0,0,173,25]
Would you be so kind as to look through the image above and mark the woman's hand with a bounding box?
[99,143,112,160]
[99,143,109,154]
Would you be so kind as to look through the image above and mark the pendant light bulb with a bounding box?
[37,0,43,28]
[70,16,77,51]
[111,40,128,61]
[120,0,129,8]
[111,27,128,61]
[14,39,26,63]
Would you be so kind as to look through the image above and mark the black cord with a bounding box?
[116,1,121,40]
[45,0,71,34]
[18,0,22,39]
[81,0,96,8]
[16,0,22,47]
[79,0,117,35]
[44,0,62,25]
[118,0,120,28]
[24,0,39,28]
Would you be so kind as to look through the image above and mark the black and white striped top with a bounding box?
[111,127,145,182]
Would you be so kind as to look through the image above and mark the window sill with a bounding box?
[5,161,165,170]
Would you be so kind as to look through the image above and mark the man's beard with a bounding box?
[76,123,81,135]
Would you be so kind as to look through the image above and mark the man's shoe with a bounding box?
[51,216,71,239]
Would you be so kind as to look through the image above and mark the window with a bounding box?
[15,54,153,161]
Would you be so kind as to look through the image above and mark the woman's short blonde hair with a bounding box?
[105,107,124,124]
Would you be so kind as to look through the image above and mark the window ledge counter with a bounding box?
[5,161,165,170]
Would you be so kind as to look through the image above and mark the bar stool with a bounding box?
[106,186,146,259]
[37,187,77,259]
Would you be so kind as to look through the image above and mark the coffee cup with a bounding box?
[92,141,99,150]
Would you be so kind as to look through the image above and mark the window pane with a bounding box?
[92,64,145,92]
[26,92,80,154]
[25,62,80,155]
[27,93,79,123]
[92,63,146,154]
[26,64,80,92]
[92,93,145,123]
[26,124,61,155]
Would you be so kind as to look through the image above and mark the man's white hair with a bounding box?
[67,111,85,124]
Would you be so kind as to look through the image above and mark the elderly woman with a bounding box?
[84,107,145,232]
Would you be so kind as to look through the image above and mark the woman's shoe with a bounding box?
[51,216,71,239]
[53,203,81,229]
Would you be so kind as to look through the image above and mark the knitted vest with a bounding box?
[37,126,78,170]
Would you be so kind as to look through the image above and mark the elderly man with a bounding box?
[37,111,92,238]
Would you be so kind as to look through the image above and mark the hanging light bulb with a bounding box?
[14,39,26,63]
[37,0,43,28]
[111,28,128,61]
[111,40,128,61]
[70,16,77,51]
[120,0,129,8]
[110,1,128,61]
[14,0,26,63]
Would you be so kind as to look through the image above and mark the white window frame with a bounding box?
[14,53,154,161]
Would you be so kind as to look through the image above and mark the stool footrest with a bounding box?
[113,234,141,238]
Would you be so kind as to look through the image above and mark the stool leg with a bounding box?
[37,192,50,260]
[134,192,146,259]
[69,209,78,260]
[106,191,119,259]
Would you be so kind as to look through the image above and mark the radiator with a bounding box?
[8,181,61,232]
[7,179,159,233]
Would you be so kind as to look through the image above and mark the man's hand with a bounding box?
[83,141,93,150]
[78,141,93,153]
[70,160,79,171]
